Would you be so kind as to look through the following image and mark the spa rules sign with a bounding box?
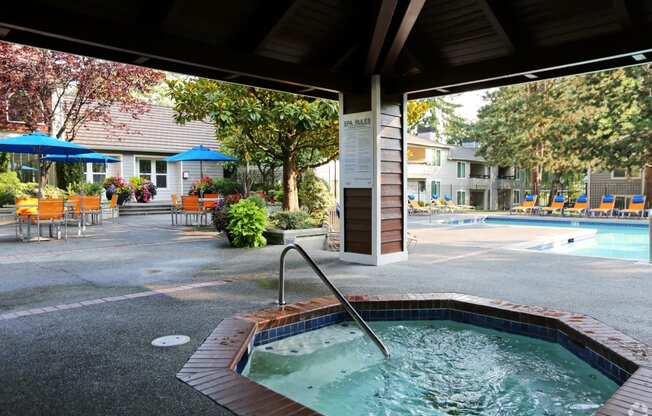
[341,111,373,188]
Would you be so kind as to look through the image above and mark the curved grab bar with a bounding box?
[278,243,390,358]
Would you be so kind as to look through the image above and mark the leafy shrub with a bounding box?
[66,181,104,196]
[55,163,84,189]
[42,185,66,199]
[227,198,267,248]
[246,194,266,209]
[298,170,333,225]
[213,178,242,195]
[269,210,316,230]
[0,171,43,205]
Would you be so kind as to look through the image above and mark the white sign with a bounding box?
[341,111,373,188]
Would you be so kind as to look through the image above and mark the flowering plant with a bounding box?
[103,176,130,195]
[129,177,157,203]
[189,176,218,195]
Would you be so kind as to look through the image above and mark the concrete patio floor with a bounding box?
[0,214,650,415]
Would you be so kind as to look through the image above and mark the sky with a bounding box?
[448,89,491,121]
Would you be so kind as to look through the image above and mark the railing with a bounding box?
[278,243,390,358]
[469,173,490,179]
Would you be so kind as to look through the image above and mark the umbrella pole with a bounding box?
[37,153,42,198]
[200,160,204,178]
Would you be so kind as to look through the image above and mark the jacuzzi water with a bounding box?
[243,320,618,415]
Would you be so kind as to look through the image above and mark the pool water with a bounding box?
[485,218,649,261]
[243,321,617,415]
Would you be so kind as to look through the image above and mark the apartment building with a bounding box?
[407,134,528,211]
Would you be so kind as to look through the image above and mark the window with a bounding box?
[431,181,440,199]
[155,160,167,188]
[456,190,466,205]
[612,168,641,179]
[513,189,521,204]
[138,158,168,189]
[139,159,152,181]
[456,162,466,178]
[433,149,442,167]
[514,168,521,180]
[84,163,107,184]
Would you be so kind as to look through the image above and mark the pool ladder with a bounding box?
[278,243,390,358]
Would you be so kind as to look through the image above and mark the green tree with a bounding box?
[167,79,339,211]
[407,96,471,144]
[475,80,586,198]
[564,65,652,170]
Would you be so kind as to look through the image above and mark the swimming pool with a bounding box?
[484,217,650,261]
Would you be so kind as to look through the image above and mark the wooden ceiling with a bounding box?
[1,0,651,99]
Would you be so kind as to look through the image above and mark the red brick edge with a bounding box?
[177,293,652,416]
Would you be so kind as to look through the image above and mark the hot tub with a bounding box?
[177,294,652,415]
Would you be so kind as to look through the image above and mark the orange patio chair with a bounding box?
[28,198,67,241]
[171,194,182,225]
[563,195,589,216]
[181,195,208,226]
[82,195,103,225]
[108,194,119,223]
[590,194,616,217]
[540,195,565,216]
[15,197,38,240]
[620,195,646,218]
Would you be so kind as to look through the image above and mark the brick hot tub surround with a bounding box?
[177,294,652,416]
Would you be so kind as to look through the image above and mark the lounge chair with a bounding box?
[444,194,474,211]
[431,198,449,213]
[589,194,616,217]
[540,195,565,216]
[408,199,430,215]
[563,195,589,216]
[510,194,537,215]
[620,195,646,218]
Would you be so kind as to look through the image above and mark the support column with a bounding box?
[339,75,407,266]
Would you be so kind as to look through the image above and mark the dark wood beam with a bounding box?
[475,0,514,54]
[381,0,426,74]
[612,0,633,31]
[365,0,398,75]
[399,29,652,95]
[255,0,302,53]
[0,6,352,95]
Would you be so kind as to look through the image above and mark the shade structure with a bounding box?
[164,145,237,178]
[0,133,93,196]
[41,152,120,164]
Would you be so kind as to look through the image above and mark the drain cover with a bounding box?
[152,335,190,347]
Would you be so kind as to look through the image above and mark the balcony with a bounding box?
[407,163,435,178]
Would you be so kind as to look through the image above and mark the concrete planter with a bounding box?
[263,227,327,250]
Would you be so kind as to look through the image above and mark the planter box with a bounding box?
[264,227,327,250]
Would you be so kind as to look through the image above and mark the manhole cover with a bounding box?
[152,335,190,347]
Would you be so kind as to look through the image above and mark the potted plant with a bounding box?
[189,176,217,195]
[129,177,157,203]
[103,176,132,206]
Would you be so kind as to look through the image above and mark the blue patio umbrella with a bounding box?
[0,132,92,195]
[164,145,237,178]
[41,152,120,164]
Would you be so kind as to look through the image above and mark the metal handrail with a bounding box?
[278,243,390,358]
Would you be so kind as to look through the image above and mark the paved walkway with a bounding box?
[0,214,650,415]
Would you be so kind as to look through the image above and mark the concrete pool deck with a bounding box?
[1,214,651,415]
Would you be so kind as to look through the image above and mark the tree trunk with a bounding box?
[282,157,300,211]
[548,173,562,206]
[530,167,541,196]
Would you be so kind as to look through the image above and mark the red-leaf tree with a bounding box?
[0,41,164,185]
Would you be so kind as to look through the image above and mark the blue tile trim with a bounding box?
[247,308,631,384]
